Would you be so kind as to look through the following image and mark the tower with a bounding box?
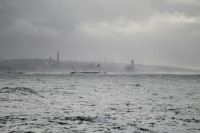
[131,59,135,70]
[57,51,60,64]
[49,57,52,65]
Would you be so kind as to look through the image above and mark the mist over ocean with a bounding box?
[1,0,200,132]
[0,73,200,133]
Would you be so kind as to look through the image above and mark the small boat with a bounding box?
[70,63,107,75]
[70,71,106,74]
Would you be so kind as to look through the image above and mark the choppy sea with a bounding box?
[0,73,200,133]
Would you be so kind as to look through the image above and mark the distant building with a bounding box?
[49,57,52,65]
[57,51,60,64]
[131,59,135,70]
[48,51,60,66]
[125,59,135,72]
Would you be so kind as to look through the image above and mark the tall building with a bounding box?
[49,57,52,64]
[57,51,60,64]
[131,59,135,70]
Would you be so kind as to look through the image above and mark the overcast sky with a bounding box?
[0,0,200,68]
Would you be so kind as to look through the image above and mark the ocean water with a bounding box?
[0,73,200,133]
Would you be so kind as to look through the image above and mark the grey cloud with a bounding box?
[0,0,200,69]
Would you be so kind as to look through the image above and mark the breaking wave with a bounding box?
[0,87,44,98]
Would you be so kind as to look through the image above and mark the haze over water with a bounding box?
[0,0,200,69]
[0,0,200,133]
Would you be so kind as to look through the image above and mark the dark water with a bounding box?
[0,73,200,133]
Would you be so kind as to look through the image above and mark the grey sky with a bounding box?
[0,0,200,69]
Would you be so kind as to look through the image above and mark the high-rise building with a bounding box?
[57,51,60,64]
